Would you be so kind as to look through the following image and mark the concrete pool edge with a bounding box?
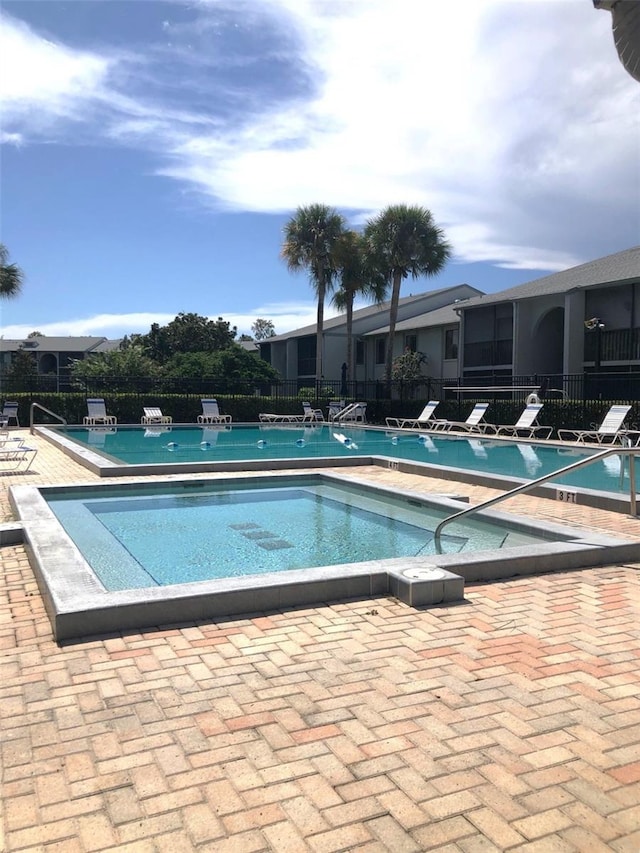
[35,424,636,514]
[9,472,640,643]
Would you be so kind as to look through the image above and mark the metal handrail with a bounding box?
[433,443,639,553]
[30,402,67,434]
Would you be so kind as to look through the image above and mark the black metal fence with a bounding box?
[2,370,640,404]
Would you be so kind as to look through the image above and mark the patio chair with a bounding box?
[430,402,491,434]
[83,398,117,426]
[332,402,367,423]
[327,400,346,421]
[141,407,172,425]
[558,404,631,444]
[0,436,37,472]
[302,402,324,422]
[197,398,232,424]
[493,404,553,440]
[386,400,441,430]
[1,401,20,427]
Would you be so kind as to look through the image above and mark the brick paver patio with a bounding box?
[1,430,639,851]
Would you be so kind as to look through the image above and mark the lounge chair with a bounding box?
[327,400,346,421]
[1,401,20,427]
[386,400,440,430]
[302,402,324,422]
[558,404,631,444]
[0,436,37,472]
[332,402,367,423]
[493,404,553,440]
[141,407,172,425]
[197,399,232,424]
[83,398,117,425]
[430,402,491,434]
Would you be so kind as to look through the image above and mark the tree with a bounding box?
[391,349,428,397]
[28,330,44,338]
[281,204,345,384]
[4,350,36,382]
[364,204,452,388]
[251,318,276,340]
[0,243,24,299]
[136,314,237,362]
[69,344,162,390]
[332,230,387,383]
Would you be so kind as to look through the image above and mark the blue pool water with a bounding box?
[61,424,630,494]
[46,478,542,591]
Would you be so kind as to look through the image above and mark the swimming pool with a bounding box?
[10,472,638,642]
[40,423,633,500]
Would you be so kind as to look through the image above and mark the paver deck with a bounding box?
[1,429,639,851]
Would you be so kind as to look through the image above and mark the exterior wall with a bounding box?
[563,290,586,374]
[512,296,565,374]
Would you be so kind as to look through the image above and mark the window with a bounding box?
[404,334,417,352]
[375,338,386,365]
[297,336,316,376]
[444,328,458,360]
[355,340,365,365]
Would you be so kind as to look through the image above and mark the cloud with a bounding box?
[1,1,638,272]
[0,302,336,339]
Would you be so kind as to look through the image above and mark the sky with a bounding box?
[0,0,638,341]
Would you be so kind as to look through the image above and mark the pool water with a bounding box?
[46,478,541,591]
[60,424,631,494]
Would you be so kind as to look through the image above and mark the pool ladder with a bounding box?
[433,443,639,553]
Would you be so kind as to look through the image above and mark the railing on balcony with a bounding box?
[584,327,640,364]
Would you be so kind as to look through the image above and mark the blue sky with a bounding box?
[1,0,638,340]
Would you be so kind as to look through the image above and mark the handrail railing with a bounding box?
[30,402,67,435]
[433,443,638,552]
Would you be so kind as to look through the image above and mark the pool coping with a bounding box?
[35,424,637,515]
[9,470,639,643]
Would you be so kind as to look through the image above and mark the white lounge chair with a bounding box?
[494,404,553,439]
[430,402,490,434]
[83,398,117,426]
[141,407,172,425]
[558,404,631,444]
[332,402,367,423]
[0,436,37,471]
[302,402,324,422]
[386,400,440,429]
[327,400,346,421]
[198,399,232,424]
[1,401,20,427]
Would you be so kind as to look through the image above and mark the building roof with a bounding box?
[263,284,483,343]
[0,336,121,353]
[457,246,640,310]
[364,303,466,336]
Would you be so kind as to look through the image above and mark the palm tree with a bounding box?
[281,204,345,386]
[332,230,387,385]
[364,204,452,389]
[0,244,24,299]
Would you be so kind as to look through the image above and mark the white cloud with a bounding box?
[0,302,336,339]
[0,14,112,131]
[1,0,638,271]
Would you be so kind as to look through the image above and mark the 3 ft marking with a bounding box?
[388,460,399,470]
[556,489,577,504]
